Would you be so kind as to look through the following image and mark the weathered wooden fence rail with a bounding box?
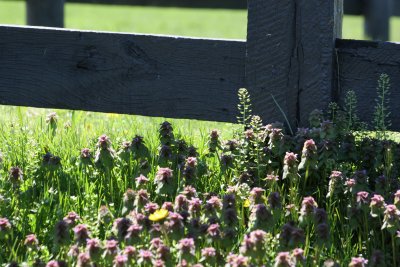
[1,0,400,130]
[22,0,400,40]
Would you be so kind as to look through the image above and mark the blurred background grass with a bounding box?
[0,0,399,41]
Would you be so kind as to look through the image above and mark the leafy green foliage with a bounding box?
[236,88,252,128]
[0,87,399,266]
[373,73,392,139]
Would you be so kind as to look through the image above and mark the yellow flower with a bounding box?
[243,199,251,208]
[149,209,169,222]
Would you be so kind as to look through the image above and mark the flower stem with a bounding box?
[392,235,396,267]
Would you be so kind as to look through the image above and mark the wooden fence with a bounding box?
[1,0,400,130]
[22,0,400,41]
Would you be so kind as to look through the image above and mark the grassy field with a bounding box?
[0,1,400,41]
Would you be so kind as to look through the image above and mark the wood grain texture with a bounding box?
[246,0,342,128]
[26,0,64,28]
[0,25,245,122]
[336,39,400,130]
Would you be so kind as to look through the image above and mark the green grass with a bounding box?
[0,92,399,266]
[0,1,400,41]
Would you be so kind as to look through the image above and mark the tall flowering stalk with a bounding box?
[207,130,221,153]
[154,167,175,196]
[94,134,117,201]
[283,152,299,203]
[183,157,197,185]
[46,112,58,137]
[158,121,174,146]
[381,204,400,266]
[299,196,318,255]
[239,230,267,265]
[95,134,116,172]
[298,139,318,189]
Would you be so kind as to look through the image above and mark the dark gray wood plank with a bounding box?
[26,0,64,28]
[0,25,245,122]
[336,39,400,130]
[396,1,400,16]
[245,0,342,129]
[365,0,391,40]
[344,0,363,15]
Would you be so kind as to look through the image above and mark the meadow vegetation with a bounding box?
[0,81,399,266]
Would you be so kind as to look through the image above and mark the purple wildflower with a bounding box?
[77,252,91,267]
[24,234,39,250]
[64,211,80,226]
[226,253,249,267]
[73,224,90,245]
[86,238,102,262]
[274,252,293,267]
[9,166,23,186]
[113,255,128,267]
[370,194,385,217]
[348,257,368,267]
[135,175,149,188]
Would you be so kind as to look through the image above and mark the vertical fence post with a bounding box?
[26,0,65,28]
[365,0,392,41]
[245,0,343,129]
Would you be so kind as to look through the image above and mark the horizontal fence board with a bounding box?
[336,39,400,130]
[0,25,245,122]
